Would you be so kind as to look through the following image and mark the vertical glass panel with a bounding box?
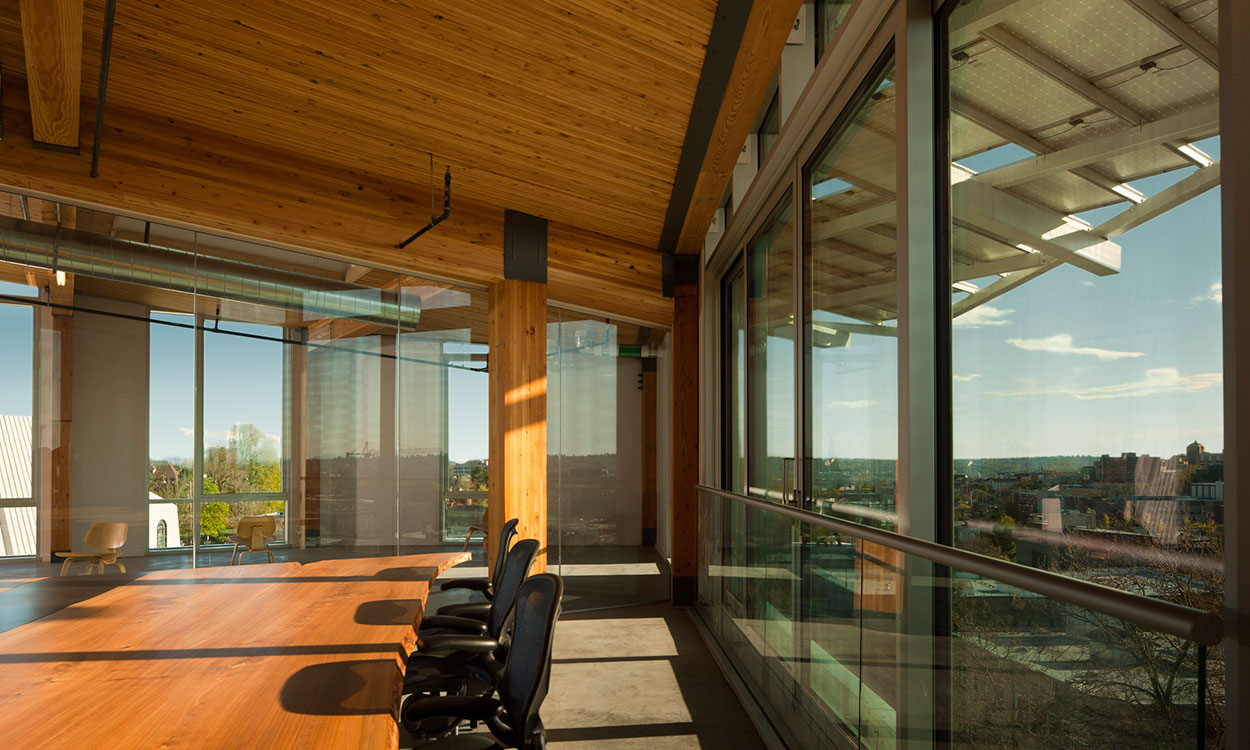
[0,287,35,557]
[806,58,898,533]
[947,0,1222,743]
[760,92,781,162]
[396,278,487,550]
[201,319,286,548]
[148,312,194,550]
[799,50,899,742]
[817,0,855,59]
[548,309,667,607]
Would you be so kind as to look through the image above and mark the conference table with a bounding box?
[0,551,470,749]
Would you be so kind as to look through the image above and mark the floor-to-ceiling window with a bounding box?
[0,281,36,557]
[946,0,1222,744]
[698,0,1228,747]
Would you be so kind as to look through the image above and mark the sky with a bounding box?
[759,135,1223,462]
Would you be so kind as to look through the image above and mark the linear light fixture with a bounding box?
[1177,142,1214,168]
[952,280,979,294]
[1062,215,1093,231]
[951,162,978,185]
[1111,183,1147,204]
[1016,243,1038,254]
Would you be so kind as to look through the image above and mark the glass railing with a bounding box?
[695,486,1222,749]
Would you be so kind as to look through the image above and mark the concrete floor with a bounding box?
[411,578,766,750]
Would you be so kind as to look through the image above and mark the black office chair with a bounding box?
[433,518,519,621]
[402,573,563,750]
[405,537,539,695]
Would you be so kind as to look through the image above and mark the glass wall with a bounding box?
[0,200,486,568]
[547,308,667,607]
[947,0,1223,743]
[699,0,1226,747]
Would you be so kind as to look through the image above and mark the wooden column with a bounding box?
[670,285,699,604]
[488,279,547,573]
[641,360,658,547]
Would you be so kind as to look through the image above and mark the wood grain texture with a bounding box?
[669,288,699,581]
[488,279,548,574]
[674,0,804,255]
[17,0,82,148]
[0,1,725,325]
[0,552,468,749]
[0,82,674,327]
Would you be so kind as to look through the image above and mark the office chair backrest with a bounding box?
[487,538,539,640]
[491,518,520,590]
[84,522,127,551]
[497,573,563,749]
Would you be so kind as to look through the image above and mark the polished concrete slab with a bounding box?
[408,590,765,750]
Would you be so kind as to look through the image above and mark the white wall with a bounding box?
[71,298,150,557]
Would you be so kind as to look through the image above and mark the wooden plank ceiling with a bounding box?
[0,0,735,327]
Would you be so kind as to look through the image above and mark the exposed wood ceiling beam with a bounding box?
[1121,0,1219,69]
[1094,162,1220,239]
[667,0,805,255]
[0,93,673,328]
[976,104,1219,188]
[344,264,371,284]
[18,0,83,151]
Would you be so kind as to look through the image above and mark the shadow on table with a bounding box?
[280,659,402,715]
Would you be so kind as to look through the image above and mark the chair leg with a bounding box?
[266,548,274,563]
[114,561,126,574]
[60,558,73,576]
[231,545,239,565]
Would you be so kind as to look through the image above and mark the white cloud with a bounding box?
[953,305,1013,328]
[1190,282,1222,305]
[1078,280,1095,288]
[1005,333,1143,360]
[989,367,1222,401]
[953,373,982,382]
[832,400,877,409]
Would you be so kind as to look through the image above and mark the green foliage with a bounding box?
[199,501,231,543]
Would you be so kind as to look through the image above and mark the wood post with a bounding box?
[488,278,548,573]
[670,285,699,604]
[641,362,658,547]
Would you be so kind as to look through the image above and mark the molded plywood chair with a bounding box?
[463,509,489,553]
[59,522,128,576]
[230,516,277,564]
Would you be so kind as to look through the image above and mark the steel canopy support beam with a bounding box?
[976,104,1220,188]
[18,0,84,151]
[981,25,1144,126]
[1122,0,1219,70]
[952,264,1055,319]
[1094,162,1221,239]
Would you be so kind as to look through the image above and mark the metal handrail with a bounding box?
[697,484,1224,646]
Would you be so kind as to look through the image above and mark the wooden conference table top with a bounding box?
[0,551,470,749]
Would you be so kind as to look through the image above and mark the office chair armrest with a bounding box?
[435,601,492,620]
[439,578,492,595]
[420,615,488,635]
[402,695,502,726]
[417,634,499,655]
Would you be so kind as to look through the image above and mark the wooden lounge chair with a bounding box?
[59,522,128,576]
[463,508,488,552]
[230,516,277,564]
